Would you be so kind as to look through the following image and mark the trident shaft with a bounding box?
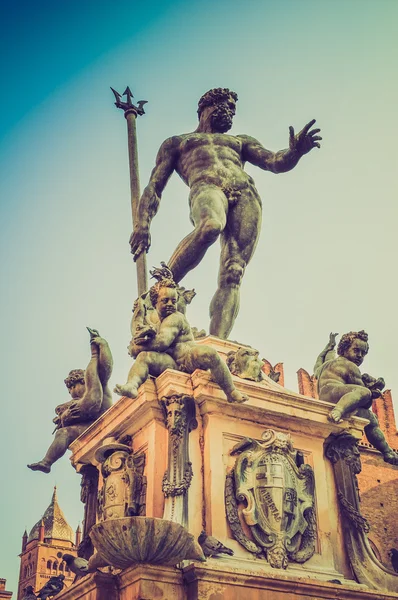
[111,86,148,295]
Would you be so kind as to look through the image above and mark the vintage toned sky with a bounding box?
[1,0,397,591]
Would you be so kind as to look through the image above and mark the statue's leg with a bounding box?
[96,338,114,413]
[326,384,372,423]
[114,352,177,398]
[97,338,113,387]
[168,184,227,283]
[357,408,398,465]
[79,343,103,417]
[209,191,261,339]
[27,425,85,473]
[187,345,248,403]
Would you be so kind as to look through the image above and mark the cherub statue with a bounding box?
[114,266,248,404]
[315,330,398,465]
[129,264,196,354]
[226,347,265,382]
[28,328,113,473]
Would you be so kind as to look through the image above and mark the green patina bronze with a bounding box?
[130,88,321,339]
[114,264,248,404]
[316,331,398,465]
[28,328,113,474]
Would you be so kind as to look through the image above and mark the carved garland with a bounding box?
[338,492,370,533]
[162,462,193,497]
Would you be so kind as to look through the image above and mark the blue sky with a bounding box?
[1,0,398,592]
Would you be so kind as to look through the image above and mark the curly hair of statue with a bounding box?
[197,88,238,117]
[337,330,369,356]
[148,263,178,307]
[64,369,85,388]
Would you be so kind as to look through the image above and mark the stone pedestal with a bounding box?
[59,337,398,599]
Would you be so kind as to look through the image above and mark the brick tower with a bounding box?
[17,487,78,600]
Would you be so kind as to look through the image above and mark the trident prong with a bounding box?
[110,86,147,116]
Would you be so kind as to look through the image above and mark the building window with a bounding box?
[53,561,58,573]
[59,562,64,572]
[47,560,52,571]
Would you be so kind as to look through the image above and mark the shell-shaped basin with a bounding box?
[90,516,205,569]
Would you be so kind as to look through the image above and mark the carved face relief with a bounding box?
[166,401,186,436]
[343,339,368,366]
[156,288,178,320]
[228,347,264,382]
[267,543,288,569]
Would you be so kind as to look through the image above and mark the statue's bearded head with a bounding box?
[337,330,369,367]
[197,88,238,133]
[227,347,264,382]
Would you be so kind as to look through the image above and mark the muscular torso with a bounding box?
[318,356,364,390]
[162,312,197,364]
[173,133,258,195]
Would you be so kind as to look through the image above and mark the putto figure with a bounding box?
[130,88,321,339]
[315,330,398,465]
[114,266,248,404]
[28,328,113,473]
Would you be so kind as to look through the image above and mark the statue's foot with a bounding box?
[328,408,343,424]
[227,390,249,404]
[27,461,51,473]
[383,450,398,466]
[114,383,139,399]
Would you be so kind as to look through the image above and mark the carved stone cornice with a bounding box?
[69,380,163,466]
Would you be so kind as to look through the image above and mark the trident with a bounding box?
[111,86,148,295]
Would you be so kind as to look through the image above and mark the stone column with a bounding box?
[79,464,99,560]
[161,394,197,527]
[325,432,398,592]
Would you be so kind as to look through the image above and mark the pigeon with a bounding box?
[22,587,37,600]
[388,548,398,573]
[36,575,65,599]
[62,553,89,576]
[198,531,234,558]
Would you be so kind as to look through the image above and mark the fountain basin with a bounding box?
[90,516,205,569]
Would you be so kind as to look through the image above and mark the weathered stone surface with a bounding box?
[226,430,316,568]
[325,432,398,592]
[161,394,197,527]
[89,516,205,568]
